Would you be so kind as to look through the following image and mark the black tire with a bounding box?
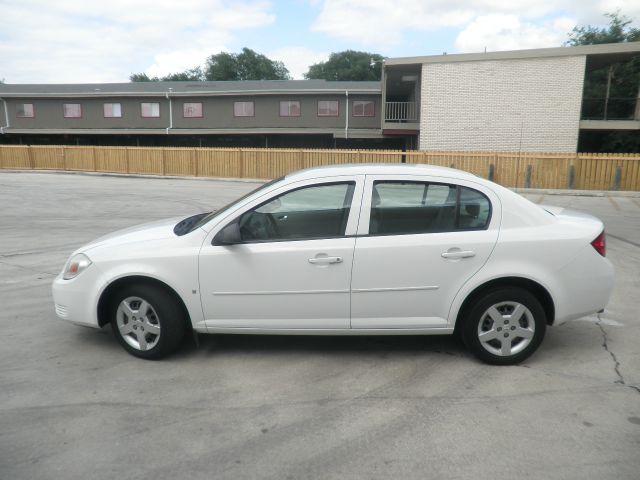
[461,287,546,365]
[109,284,186,360]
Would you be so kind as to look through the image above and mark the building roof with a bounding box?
[0,80,381,98]
[385,41,640,66]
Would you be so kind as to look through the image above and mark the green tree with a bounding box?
[304,50,384,81]
[567,12,640,152]
[204,48,289,81]
[162,67,205,81]
[130,67,204,82]
[566,11,640,46]
[129,72,159,82]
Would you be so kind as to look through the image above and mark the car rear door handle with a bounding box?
[308,256,343,265]
[441,250,476,259]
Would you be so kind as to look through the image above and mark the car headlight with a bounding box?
[63,253,92,280]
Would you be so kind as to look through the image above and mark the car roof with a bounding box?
[285,163,481,182]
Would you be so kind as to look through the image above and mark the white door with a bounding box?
[350,176,500,329]
[199,178,363,330]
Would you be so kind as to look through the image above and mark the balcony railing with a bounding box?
[581,97,640,121]
[385,102,418,122]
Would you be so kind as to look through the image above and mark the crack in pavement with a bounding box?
[597,313,640,394]
[607,233,640,249]
[0,259,57,277]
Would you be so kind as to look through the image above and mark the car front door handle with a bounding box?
[308,256,343,265]
[441,250,476,259]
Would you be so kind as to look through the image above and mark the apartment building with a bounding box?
[383,42,640,152]
[0,80,406,149]
[1,42,638,152]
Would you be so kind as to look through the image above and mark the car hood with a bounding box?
[80,216,184,253]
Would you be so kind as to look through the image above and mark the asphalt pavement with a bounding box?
[1,171,639,480]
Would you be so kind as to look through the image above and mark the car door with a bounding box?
[199,176,364,330]
[350,175,500,329]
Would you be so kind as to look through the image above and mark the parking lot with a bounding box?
[1,171,639,480]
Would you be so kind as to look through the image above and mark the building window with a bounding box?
[318,100,339,117]
[103,103,122,118]
[234,101,254,117]
[279,101,300,117]
[141,102,160,118]
[353,100,375,117]
[183,102,203,118]
[63,103,82,118]
[16,103,35,118]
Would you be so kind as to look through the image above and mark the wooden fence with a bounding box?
[1,145,639,191]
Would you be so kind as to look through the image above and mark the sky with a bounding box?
[0,0,639,84]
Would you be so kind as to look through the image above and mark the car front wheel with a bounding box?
[110,284,185,359]
[462,287,546,365]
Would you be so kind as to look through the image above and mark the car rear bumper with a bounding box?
[552,246,615,325]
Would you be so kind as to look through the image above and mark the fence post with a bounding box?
[62,146,69,171]
[525,165,532,188]
[91,146,96,172]
[161,148,166,176]
[613,165,622,191]
[239,148,244,179]
[568,165,575,189]
[126,148,131,174]
[193,148,198,177]
[488,163,495,181]
[28,146,34,170]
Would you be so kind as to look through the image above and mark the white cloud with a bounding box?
[268,47,329,79]
[0,0,275,83]
[454,14,575,52]
[310,0,640,48]
[145,49,223,79]
[311,0,474,46]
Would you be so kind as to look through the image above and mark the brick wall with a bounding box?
[419,55,586,152]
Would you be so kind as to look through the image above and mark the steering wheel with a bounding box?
[265,213,280,237]
[240,212,280,240]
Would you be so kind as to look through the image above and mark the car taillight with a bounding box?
[591,231,606,257]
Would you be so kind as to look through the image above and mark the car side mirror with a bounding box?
[212,222,242,246]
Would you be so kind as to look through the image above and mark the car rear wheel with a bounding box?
[110,284,185,359]
[462,287,546,365]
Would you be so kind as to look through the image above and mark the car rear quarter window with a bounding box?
[459,186,491,229]
[369,181,490,235]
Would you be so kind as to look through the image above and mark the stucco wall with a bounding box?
[419,55,586,152]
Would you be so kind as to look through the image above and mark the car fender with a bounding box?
[447,260,558,327]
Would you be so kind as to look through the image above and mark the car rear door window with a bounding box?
[239,182,355,242]
[369,181,490,235]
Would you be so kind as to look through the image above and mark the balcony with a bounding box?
[580,97,640,131]
[383,101,419,133]
[385,101,418,122]
[581,97,640,121]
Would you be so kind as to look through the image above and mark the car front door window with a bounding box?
[239,182,355,242]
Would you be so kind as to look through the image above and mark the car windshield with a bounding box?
[178,176,285,235]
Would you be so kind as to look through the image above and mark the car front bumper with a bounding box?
[51,265,105,329]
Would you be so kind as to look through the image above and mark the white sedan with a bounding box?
[52,164,614,364]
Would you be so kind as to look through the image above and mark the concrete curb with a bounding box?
[511,187,640,198]
[2,168,640,197]
[0,168,267,184]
